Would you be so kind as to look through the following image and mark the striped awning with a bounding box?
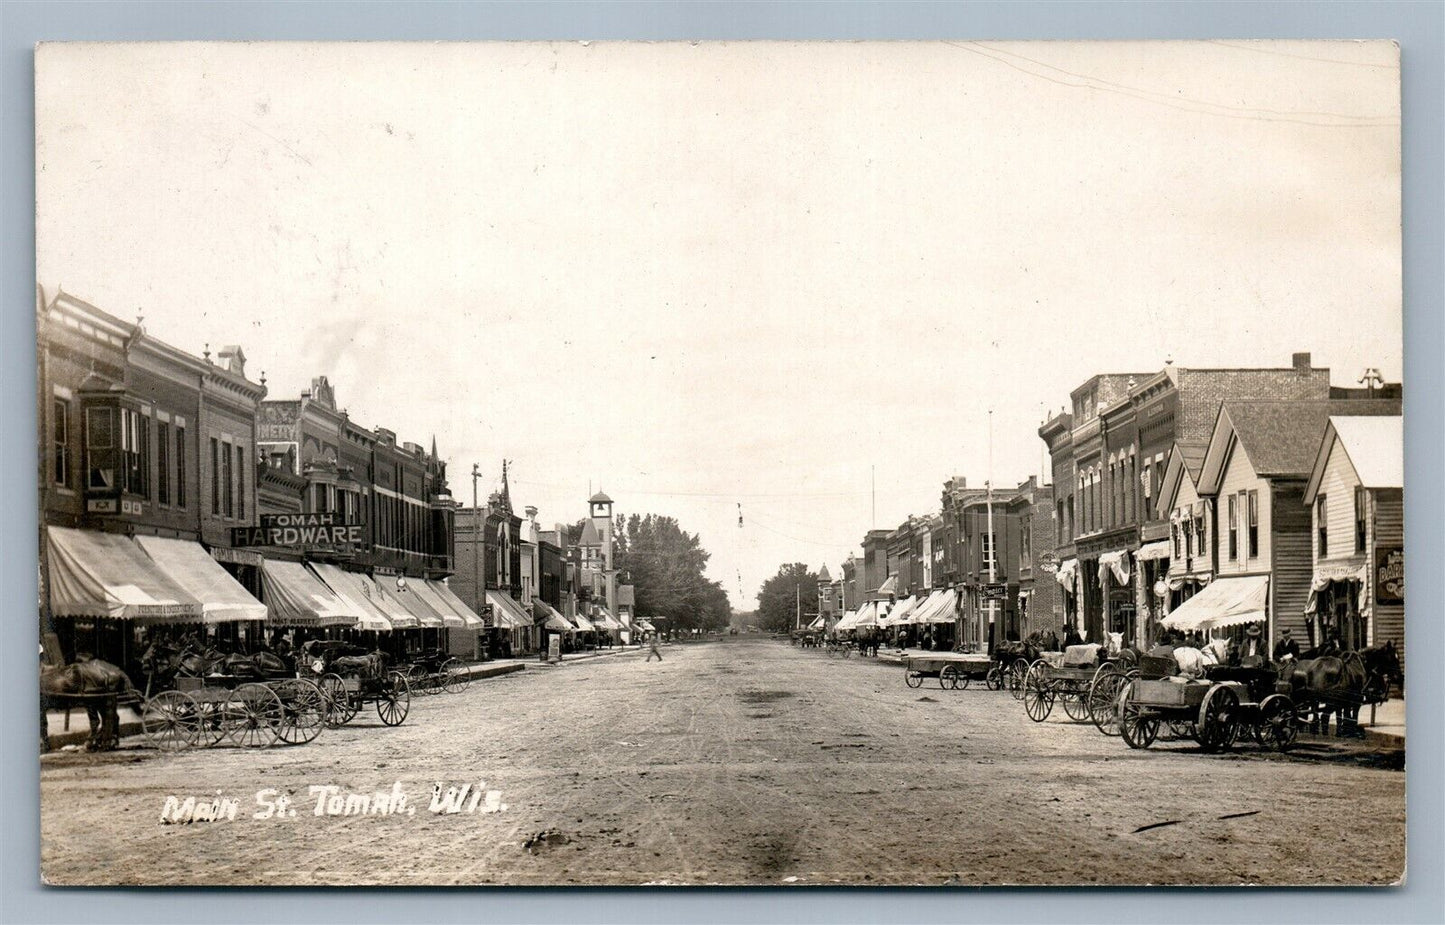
[310,563,401,631]
[259,559,358,628]
[46,527,204,623]
[407,579,467,628]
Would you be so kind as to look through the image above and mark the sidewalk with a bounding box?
[42,647,635,751]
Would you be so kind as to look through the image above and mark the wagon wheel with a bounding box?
[940,664,961,690]
[273,679,326,745]
[1196,685,1241,753]
[318,673,357,727]
[406,664,434,696]
[377,672,411,726]
[1023,663,1054,722]
[1089,671,1125,736]
[904,669,924,689]
[141,690,200,751]
[1118,685,1159,750]
[441,658,470,694]
[1008,659,1030,701]
[192,695,228,746]
[1062,688,1091,722]
[985,664,1004,691]
[225,683,283,748]
[1255,694,1298,752]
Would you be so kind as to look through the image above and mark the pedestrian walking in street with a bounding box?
[645,633,662,662]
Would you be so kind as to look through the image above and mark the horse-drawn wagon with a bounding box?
[1114,658,1297,753]
[1022,645,1136,725]
[300,641,411,728]
[904,652,994,690]
[137,640,328,750]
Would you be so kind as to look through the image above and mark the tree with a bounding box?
[614,513,732,633]
[756,563,819,634]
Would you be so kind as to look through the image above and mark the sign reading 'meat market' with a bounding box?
[231,513,364,548]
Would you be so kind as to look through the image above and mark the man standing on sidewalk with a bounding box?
[645,633,663,662]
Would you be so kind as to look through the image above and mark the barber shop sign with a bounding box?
[1374,546,1403,606]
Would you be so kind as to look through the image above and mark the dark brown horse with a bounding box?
[1283,643,1400,736]
[40,659,136,752]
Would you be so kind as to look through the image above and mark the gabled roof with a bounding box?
[1198,401,1330,494]
[1200,399,1401,494]
[1305,415,1403,504]
[1156,442,1208,519]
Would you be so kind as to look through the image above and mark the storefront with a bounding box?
[44,526,208,679]
[1160,574,1268,640]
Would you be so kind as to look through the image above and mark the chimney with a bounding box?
[1292,352,1311,372]
[216,344,246,376]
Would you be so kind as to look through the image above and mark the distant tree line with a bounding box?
[755,563,819,634]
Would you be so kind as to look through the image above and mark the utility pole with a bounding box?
[986,409,997,653]
[795,580,801,631]
[471,463,483,647]
[871,465,876,529]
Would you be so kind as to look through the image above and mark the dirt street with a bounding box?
[40,639,1404,886]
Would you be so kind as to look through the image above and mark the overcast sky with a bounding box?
[36,41,1401,608]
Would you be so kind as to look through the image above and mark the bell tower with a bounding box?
[589,490,615,611]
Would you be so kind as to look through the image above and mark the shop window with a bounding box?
[53,398,71,487]
[1354,487,1367,553]
[1316,495,1328,557]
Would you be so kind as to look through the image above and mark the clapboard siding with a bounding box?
[1270,481,1314,646]
[1217,440,1272,574]
[1371,488,1405,665]
[1314,440,1362,562]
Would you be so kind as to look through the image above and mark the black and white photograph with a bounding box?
[33,39,1406,887]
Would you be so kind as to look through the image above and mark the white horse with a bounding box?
[1171,638,1229,679]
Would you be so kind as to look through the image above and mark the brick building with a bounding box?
[1039,353,1335,646]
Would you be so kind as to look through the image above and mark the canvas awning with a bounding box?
[833,609,858,631]
[1098,551,1132,587]
[879,595,918,627]
[46,526,204,623]
[571,611,598,632]
[1159,575,1269,632]
[1304,562,1369,614]
[259,559,358,628]
[133,535,267,623]
[533,599,575,633]
[920,589,960,625]
[851,602,879,628]
[406,579,467,628]
[806,614,825,630]
[486,591,533,631]
[1135,541,1171,563]
[591,609,625,632]
[310,563,399,632]
[429,581,486,628]
[1055,558,1079,591]
[876,575,898,596]
[374,577,443,628]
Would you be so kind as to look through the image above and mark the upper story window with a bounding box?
[1316,495,1329,558]
[1247,490,1259,559]
[1227,494,1239,561]
[1354,487,1367,553]
[53,398,71,488]
[157,421,170,506]
[84,403,146,498]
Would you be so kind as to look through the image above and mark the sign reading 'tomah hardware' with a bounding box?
[231,513,364,548]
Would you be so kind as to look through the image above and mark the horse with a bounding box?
[40,658,137,752]
[1284,642,1401,736]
